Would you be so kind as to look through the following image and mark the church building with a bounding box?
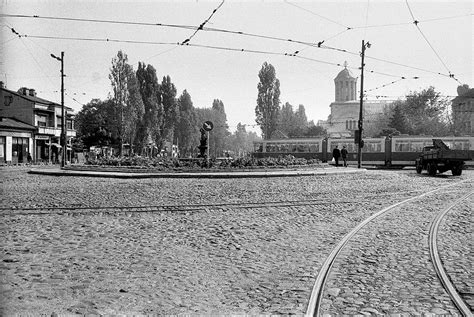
[318,62,393,138]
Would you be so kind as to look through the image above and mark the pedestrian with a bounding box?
[332,145,341,167]
[27,153,32,164]
[341,146,348,167]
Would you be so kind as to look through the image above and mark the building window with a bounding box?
[36,115,47,127]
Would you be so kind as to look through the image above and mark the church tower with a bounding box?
[334,61,357,102]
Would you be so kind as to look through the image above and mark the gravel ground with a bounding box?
[0,167,472,315]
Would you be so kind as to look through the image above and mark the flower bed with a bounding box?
[76,155,323,172]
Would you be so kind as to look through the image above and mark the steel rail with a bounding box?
[429,191,474,317]
[1,199,370,216]
[0,199,350,212]
[306,179,472,316]
[0,190,424,213]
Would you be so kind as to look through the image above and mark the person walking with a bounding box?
[332,145,341,167]
[341,146,348,167]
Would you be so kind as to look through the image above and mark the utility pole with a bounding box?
[51,52,66,168]
[357,41,370,169]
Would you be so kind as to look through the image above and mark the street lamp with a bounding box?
[51,52,66,168]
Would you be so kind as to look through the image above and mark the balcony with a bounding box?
[37,126,76,138]
[37,126,58,135]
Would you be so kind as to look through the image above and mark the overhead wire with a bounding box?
[0,14,197,31]
[364,78,413,93]
[7,26,430,81]
[405,0,461,84]
[180,0,225,45]
[1,13,466,81]
[2,7,469,110]
[4,24,437,107]
[283,0,349,29]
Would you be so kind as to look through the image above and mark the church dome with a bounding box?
[334,62,358,102]
[334,67,355,81]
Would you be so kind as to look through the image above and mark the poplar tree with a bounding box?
[109,50,142,156]
[136,62,162,156]
[176,90,198,157]
[256,62,280,139]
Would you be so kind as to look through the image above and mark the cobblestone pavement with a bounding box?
[321,179,473,316]
[0,167,472,315]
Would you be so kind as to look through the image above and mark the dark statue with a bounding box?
[197,127,208,158]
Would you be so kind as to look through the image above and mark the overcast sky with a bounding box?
[1,0,472,134]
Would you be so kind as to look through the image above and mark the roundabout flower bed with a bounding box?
[69,155,324,173]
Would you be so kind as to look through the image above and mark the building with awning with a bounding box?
[0,82,76,163]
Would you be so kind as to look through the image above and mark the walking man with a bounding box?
[341,146,348,167]
[332,145,341,167]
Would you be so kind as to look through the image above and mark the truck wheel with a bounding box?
[428,162,437,176]
[416,161,422,174]
[452,165,463,176]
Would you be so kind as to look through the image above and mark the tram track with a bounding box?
[1,198,376,216]
[0,190,428,216]
[429,191,474,317]
[306,178,473,316]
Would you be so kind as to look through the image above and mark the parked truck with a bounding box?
[415,139,471,176]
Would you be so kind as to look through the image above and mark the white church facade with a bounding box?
[318,63,393,138]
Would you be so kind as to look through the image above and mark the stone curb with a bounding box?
[28,167,366,179]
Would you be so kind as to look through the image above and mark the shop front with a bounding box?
[0,117,35,165]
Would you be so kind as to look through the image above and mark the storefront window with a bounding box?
[12,137,29,163]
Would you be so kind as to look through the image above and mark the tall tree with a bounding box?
[278,102,294,137]
[109,50,135,156]
[210,99,229,157]
[256,62,280,139]
[125,68,144,154]
[176,90,198,157]
[136,62,162,156]
[160,75,179,148]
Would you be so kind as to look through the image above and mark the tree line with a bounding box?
[255,62,464,139]
[75,54,323,158]
[76,55,458,158]
[364,86,457,137]
[75,51,260,158]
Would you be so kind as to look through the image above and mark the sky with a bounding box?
[1,0,472,135]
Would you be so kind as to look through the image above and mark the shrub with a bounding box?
[85,155,319,170]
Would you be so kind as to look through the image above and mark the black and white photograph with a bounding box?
[1,0,473,315]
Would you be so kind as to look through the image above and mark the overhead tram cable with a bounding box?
[180,0,225,45]
[7,26,429,81]
[405,0,461,84]
[1,12,466,81]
